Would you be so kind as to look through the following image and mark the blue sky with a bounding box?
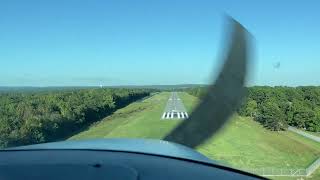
[0,0,319,86]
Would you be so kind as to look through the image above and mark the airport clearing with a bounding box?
[70,92,320,179]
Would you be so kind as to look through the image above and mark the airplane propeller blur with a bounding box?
[164,17,253,148]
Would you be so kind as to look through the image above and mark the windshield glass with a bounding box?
[1,1,320,179]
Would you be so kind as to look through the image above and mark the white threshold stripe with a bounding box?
[162,112,188,119]
[162,112,167,119]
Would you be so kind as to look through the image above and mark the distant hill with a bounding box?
[0,84,208,93]
[0,86,93,93]
[104,84,208,90]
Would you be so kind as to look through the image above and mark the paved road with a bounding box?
[287,127,320,176]
[288,126,320,143]
[161,92,188,119]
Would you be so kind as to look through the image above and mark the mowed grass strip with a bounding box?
[69,92,180,140]
[178,92,320,169]
[70,92,320,171]
[197,118,320,169]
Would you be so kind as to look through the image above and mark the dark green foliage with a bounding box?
[185,86,320,132]
[256,99,288,131]
[185,87,208,99]
[0,88,150,148]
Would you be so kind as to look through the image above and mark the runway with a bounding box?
[161,92,188,119]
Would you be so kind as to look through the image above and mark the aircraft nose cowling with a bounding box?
[7,138,215,164]
[0,163,139,180]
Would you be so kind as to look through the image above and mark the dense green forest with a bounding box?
[1,86,319,148]
[186,86,320,132]
[0,88,151,148]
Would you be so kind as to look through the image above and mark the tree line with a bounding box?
[0,88,151,148]
[185,86,320,132]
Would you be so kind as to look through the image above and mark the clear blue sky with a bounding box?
[1,0,319,86]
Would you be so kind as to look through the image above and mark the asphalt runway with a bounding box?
[161,92,188,119]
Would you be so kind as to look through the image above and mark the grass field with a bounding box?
[70,92,179,140]
[70,92,320,179]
